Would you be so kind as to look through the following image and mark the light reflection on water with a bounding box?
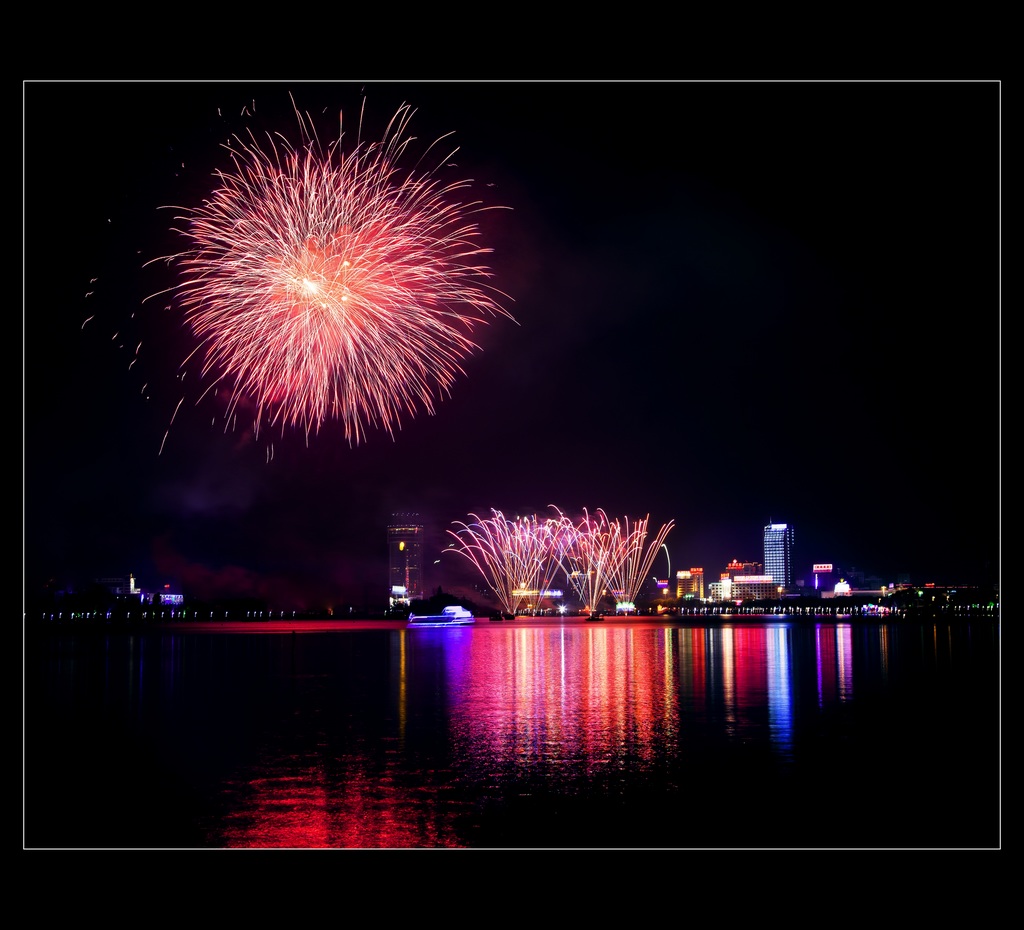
[25,618,1000,849]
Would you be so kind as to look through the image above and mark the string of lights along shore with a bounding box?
[387,511,859,615]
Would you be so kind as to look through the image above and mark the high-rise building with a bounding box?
[763,522,795,591]
[387,514,424,607]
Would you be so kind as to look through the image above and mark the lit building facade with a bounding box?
[725,559,763,579]
[96,574,182,605]
[732,575,778,601]
[707,574,776,602]
[764,522,795,591]
[675,567,704,600]
[96,574,140,597]
[812,562,835,593]
[387,514,424,607]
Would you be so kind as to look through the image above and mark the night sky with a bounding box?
[23,80,1001,609]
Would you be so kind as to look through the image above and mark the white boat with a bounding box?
[407,605,476,627]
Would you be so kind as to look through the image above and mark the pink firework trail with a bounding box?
[598,512,676,611]
[448,506,674,615]
[448,510,568,616]
[146,96,514,447]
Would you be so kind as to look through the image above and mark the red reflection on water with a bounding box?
[216,764,464,849]
[680,627,709,715]
[212,628,465,849]
[815,623,854,705]
[207,620,855,847]
[167,620,407,634]
[446,625,684,775]
[721,625,770,728]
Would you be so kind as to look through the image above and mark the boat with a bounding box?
[586,612,605,622]
[407,605,476,627]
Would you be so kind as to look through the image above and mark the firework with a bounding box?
[447,506,674,615]
[146,96,514,446]
[447,510,568,616]
[599,513,676,612]
[550,507,617,612]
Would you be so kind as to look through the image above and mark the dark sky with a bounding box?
[23,79,1001,609]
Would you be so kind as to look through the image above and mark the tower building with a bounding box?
[763,522,795,592]
[387,514,424,607]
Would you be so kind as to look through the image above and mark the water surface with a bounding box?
[24,617,1000,849]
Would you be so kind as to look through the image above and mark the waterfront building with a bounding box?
[94,574,182,606]
[675,568,704,600]
[733,575,779,601]
[812,562,836,593]
[764,522,795,591]
[707,574,777,603]
[387,514,424,607]
[725,558,763,579]
[96,574,141,598]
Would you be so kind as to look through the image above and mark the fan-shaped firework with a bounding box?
[448,510,569,616]
[147,96,514,446]
[448,506,674,615]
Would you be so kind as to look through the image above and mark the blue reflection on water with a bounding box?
[766,624,793,758]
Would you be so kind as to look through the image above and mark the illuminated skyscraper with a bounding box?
[387,514,424,606]
[763,522,795,591]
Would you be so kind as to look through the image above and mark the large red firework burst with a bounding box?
[148,96,514,447]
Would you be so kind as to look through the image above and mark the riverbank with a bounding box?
[24,608,1000,635]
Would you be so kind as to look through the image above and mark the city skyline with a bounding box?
[24,80,1001,610]
[39,513,988,615]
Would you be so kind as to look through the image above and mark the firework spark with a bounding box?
[448,506,674,615]
[598,512,676,611]
[146,95,514,447]
[447,510,568,616]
